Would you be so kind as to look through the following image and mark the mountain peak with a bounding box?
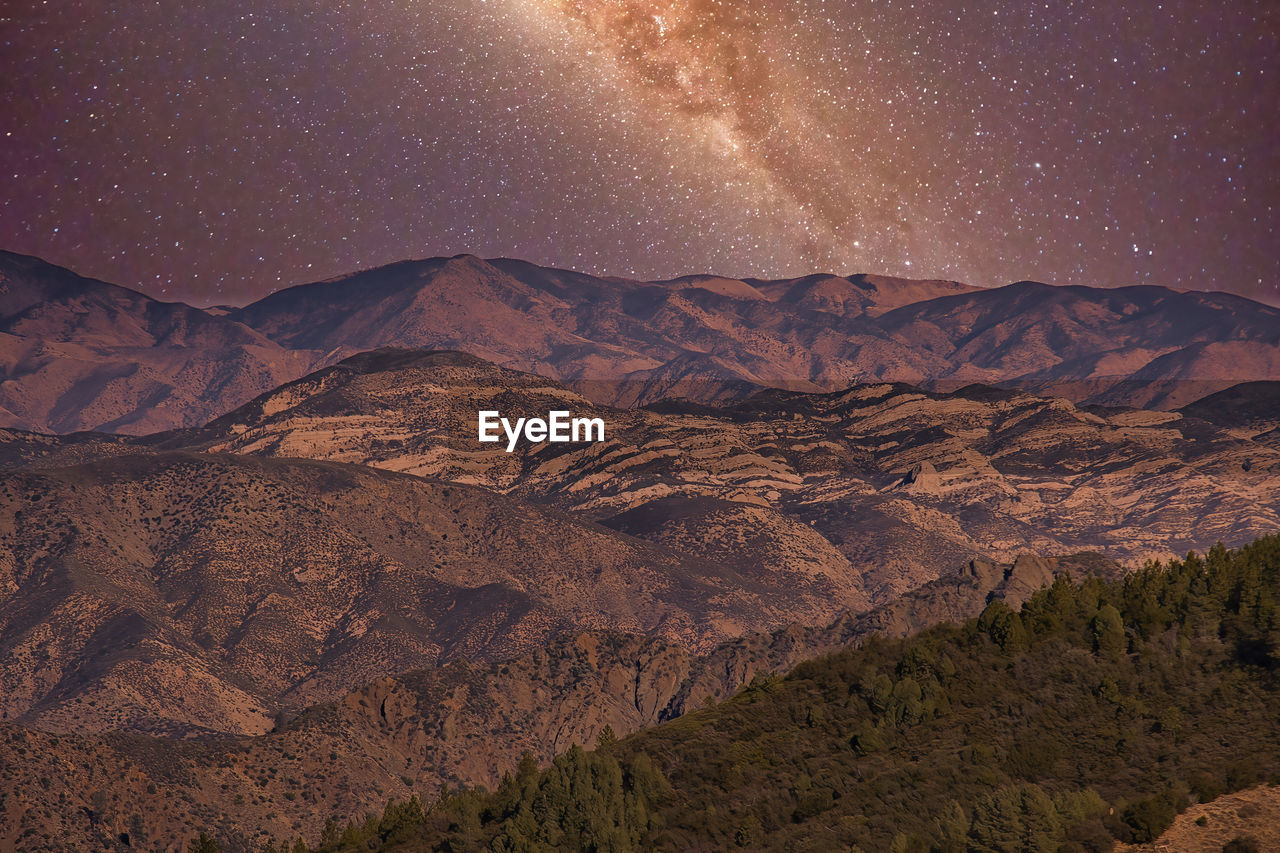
[4,251,1278,434]
[332,347,497,374]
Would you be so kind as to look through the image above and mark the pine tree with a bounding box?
[1091,603,1125,657]
[188,833,220,853]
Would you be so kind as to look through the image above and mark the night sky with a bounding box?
[2,0,1276,306]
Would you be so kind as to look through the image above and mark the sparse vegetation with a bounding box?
[281,535,1280,852]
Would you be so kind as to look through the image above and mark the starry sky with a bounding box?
[2,0,1277,305]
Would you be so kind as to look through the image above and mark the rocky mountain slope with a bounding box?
[364,536,1280,853]
[0,551,1116,851]
[1178,380,1280,448]
[1120,785,1280,853]
[15,345,1258,755]
[5,251,1278,434]
[189,349,1280,600]
[3,247,1278,850]
[1,350,1274,743]
[0,450,879,739]
[0,251,313,434]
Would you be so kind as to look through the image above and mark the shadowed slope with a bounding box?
[0,250,314,434]
[0,450,870,738]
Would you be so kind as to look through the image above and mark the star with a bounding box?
[0,0,1274,305]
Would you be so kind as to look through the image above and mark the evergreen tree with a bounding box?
[188,833,220,853]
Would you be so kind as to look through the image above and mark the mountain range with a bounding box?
[3,248,1280,850]
[4,249,1277,435]
[2,344,1278,847]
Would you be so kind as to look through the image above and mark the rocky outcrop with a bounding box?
[893,460,941,494]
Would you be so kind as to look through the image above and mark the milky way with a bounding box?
[515,0,917,270]
[1,0,1276,304]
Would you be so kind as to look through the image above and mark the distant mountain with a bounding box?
[227,256,1280,410]
[184,348,1280,600]
[226,255,957,404]
[0,251,315,434]
[878,281,1280,409]
[6,251,1278,434]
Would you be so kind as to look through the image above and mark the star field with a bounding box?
[1,0,1276,304]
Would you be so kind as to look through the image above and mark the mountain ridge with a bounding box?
[0,250,316,435]
[5,250,1278,434]
[174,348,1280,596]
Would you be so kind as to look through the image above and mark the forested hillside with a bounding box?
[268,535,1280,853]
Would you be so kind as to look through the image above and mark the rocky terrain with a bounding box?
[0,251,312,435]
[2,250,1278,851]
[0,551,1116,851]
[1178,380,1280,448]
[4,349,1276,739]
[1119,785,1280,852]
[189,349,1280,599]
[5,250,1277,434]
[1,346,1275,848]
[0,449,882,740]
